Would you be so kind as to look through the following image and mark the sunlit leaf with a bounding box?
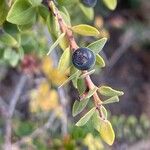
[71,24,99,36]
[87,38,107,54]
[76,107,96,126]
[102,0,117,10]
[72,98,89,117]
[99,120,115,145]
[98,86,124,97]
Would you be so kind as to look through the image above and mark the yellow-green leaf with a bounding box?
[103,96,119,105]
[58,47,71,72]
[71,24,99,36]
[87,38,107,54]
[80,69,95,78]
[96,54,105,67]
[99,120,115,145]
[72,98,89,117]
[0,0,8,26]
[103,0,117,10]
[76,107,96,126]
[98,86,124,97]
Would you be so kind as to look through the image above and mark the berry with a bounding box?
[81,0,97,7]
[72,47,95,70]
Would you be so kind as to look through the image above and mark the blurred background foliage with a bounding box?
[0,0,150,149]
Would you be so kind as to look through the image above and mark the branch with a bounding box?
[48,0,102,114]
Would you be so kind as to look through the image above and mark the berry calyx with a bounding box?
[72,47,95,70]
[81,0,97,7]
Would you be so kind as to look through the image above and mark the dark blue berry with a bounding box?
[72,47,95,70]
[81,0,97,7]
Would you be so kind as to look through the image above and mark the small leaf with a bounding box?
[103,96,119,105]
[29,0,42,6]
[81,87,98,100]
[101,106,108,119]
[87,38,107,54]
[79,3,94,20]
[96,54,105,67]
[59,70,80,88]
[76,107,96,126]
[98,86,124,97]
[72,98,89,117]
[58,47,71,72]
[7,0,36,25]
[0,0,8,25]
[99,120,115,145]
[80,69,95,78]
[71,24,99,36]
[103,0,117,10]
[38,4,49,21]
[77,78,86,95]
[47,33,65,55]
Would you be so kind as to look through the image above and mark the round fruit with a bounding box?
[72,47,95,70]
[81,0,97,7]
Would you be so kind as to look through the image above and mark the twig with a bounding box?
[48,0,102,114]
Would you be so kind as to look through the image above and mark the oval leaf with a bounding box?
[71,24,99,36]
[58,47,71,72]
[47,33,65,55]
[98,86,124,97]
[96,54,105,67]
[72,98,89,117]
[103,96,119,105]
[76,107,96,126]
[7,0,36,25]
[99,120,115,145]
[103,0,117,10]
[87,38,107,54]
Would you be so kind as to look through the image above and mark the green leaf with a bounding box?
[71,24,99,36]
[81,87,98,100]
[71,67,81,89]
[79,69,95,78]
[98,86,124,97]
[72,98,89,117]
[59,70,80,88]
[60,10,71,26]
[103,96,119,105]
[87,38,107,54]
[29,0,42,6]
[96,54,105,67]
[99,120,115,145]
[47,33,65,55]
[77,78,86,95]
[101,106,108,119]
[0,32,18,47]
[79,3,94,20]
[38,4,49,21]
[103,0,117,10]
[7,0,36,25]
[0,0,8,26]
[58,47,71,72]
[76,107,96,126]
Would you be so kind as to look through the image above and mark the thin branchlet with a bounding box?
[47,0,103,117]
